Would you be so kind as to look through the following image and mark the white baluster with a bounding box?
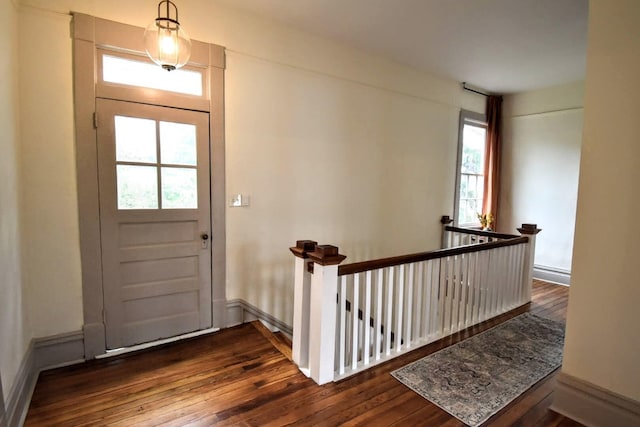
[338,275,347,375]
[415,261,424,340]
[430,260,440,338]
[460,253,469,328]
[351,273,360,370]
[396,265,404,352]
[445,256,455,333]
[451,255,461,332]
[375,269,383,361]
[479,250,490,322]
[405,263,414,347]
[385,267,394,355]
[363,271,372,366]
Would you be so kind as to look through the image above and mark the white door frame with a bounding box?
[72,13,226,358]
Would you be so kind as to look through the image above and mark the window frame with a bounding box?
[453,110,488,228]
[97,49,209,111]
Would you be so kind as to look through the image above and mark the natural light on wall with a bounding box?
[102,54,203,96]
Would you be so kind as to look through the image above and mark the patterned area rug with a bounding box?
[391,313,565,426]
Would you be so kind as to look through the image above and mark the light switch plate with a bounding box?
[230,194,250,207]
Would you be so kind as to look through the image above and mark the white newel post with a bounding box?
[518,223,542,303]
[290,240,318,375]
[307,245,346,385]
[440,215,453,249]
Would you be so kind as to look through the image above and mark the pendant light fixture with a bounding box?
[144,0,191,71]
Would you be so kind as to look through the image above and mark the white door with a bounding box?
[96,98,212,349]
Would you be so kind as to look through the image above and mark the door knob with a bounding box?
[201,233,209,240]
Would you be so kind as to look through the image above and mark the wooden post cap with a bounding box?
[289,240,318,258]
[518,224,542,235]
[440,215,453,225]
[307,245,347,266]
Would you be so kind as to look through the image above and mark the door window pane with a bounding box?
[117,165,158,209]
[115,116,157,163]
[160,121,197,166]
[161,167,197,209]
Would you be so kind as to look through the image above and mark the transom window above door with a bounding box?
[102,54,203,96]
[115,115,198,210]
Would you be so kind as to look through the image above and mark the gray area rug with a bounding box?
[391,313,565,426]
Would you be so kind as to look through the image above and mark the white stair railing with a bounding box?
[290,218,541,385]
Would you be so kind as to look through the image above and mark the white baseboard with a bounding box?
[552,371,640,427]
[0,371,6,427]
[5,342,36,427]
[533,264,571,286]
[33,331,85,370]
[5,331,84,427]
[226,299,292,337]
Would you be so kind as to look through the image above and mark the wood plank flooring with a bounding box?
[25,280,581,426]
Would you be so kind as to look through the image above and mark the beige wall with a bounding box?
[562,0,640,400]
[500,82,584,273]
[16,0,483,335]
[18,8,82,339]
[226,52,460,320]
[0,0,29,403]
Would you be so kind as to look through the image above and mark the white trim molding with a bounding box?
[0,371,6,427]
[33,331,85,370]
[552,371,640,427]
[226,299,293,337]
[533,264,570,286]
[5,332,84,427]
[5,343,35,427]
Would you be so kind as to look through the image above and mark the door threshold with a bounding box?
[97,327,221,359]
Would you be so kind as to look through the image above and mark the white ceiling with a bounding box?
[214,0,588,94]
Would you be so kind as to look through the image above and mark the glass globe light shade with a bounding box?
[144,14,191,71]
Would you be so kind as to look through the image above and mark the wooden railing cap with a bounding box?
[307,245,347,266]
[338,236,528,276]
[445,225,518,240]
[518,224,542,235]
[289,240,318,258]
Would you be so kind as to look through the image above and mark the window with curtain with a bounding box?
[454,110,488,227]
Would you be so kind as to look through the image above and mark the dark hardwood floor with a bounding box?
[25,280,581,426]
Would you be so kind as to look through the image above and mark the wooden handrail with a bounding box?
[338,236,529,276]
[444,225,518,240]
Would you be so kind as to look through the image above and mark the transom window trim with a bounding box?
[96,48,210,112]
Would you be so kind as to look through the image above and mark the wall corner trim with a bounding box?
[6,331,84,427]
[226,299,293,337]
[533,264,571,286]
[0,371,6,427]
[5,343,36,427]
[552,371,640,427]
